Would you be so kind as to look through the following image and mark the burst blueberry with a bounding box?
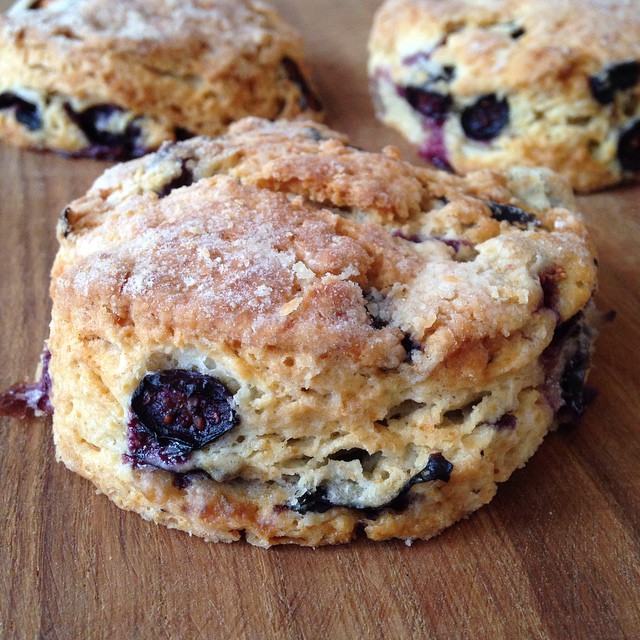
[281,57,322,112]
[618,120,640,171]
[589,60,640,105]
[0,92,42,131]
[486,201,540,228]
[461,94,509,141]
[64,103,147,160]
[403,86,452,121]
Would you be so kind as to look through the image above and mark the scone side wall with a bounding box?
[367,0,640,192]
[0,0,323,157]
[47,118,598,545]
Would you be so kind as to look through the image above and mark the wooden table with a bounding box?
[1,1,639,638]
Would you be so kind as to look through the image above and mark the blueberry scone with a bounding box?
[41,118,597,546]
[0,0,321,159]
[368,0,640,192]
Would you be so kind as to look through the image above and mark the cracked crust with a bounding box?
[48,118,598,546]
[368,0,640,191]
[0,0,322,158]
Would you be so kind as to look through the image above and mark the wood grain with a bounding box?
[1,1,639,638]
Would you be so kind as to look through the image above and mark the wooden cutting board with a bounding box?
[1,1,639,638]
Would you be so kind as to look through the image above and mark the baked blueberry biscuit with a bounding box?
[40,118,597,546]
[368,0,640,192]
[0,0,322,159]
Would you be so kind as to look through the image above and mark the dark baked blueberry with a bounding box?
[510,26,526,39]
[287,487,334,515]
[539,264,567,311]
[286,452,453,516]
[392,230,422,243]
[486,201,540,228]
[541,310,595,420]
[156,160,194,198]
[618,120,640,171]
[365,452,454,517]
[461,94,509,140]
[64,103,147,160]
[589,60,640,105]
[131,369,238,448]
[492,414,517,430]
[127,369,238,469]
[560,348,590,416]
[281,57,322,112]
[0,92,42,131]
[435,236,474,253]
[404,452,453,489]
[174,126,194,141]
[403,87,452,122]
[0,349,53,418]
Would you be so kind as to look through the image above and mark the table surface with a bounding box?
[1,1,639,638]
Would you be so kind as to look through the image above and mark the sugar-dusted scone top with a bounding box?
[0,0,322,158]
[369,0,640,191]
[48,118,597,546]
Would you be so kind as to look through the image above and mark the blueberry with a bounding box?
[560,349,590,416]
[0,349,53,418]
[174,126,194,141]
[287,487,335,515]
[64,103,147,160]
[435,236,473,253]
[127,369,238,469]
[0,92,42,131]
[541,310,595,420]
[156,160,194,198]
[404,452,453,488]
[392,230,422,243]
[403,87,452,122]
[281,57,323,112]
[461,94,509,140]
[539,265,566,311]
[285,452,453,516]
[492,414,517,430]
[589,60,640,105]
[486,201,541,228]
[618,120,640,171]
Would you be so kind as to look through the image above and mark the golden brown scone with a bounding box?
[0,0,322,159]
[42,118,598,546]
[368,0,640,192]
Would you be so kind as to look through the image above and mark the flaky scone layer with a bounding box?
[48,118,597,546]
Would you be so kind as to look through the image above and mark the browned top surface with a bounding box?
[0,1,639,638]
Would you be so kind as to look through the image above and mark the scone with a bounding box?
[368,0,640,192]
[0,0,322,159]
[35,118,597,546]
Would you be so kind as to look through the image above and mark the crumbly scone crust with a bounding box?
[48,118,597,546]
[368,0,640,192]
[0,0,321,157]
